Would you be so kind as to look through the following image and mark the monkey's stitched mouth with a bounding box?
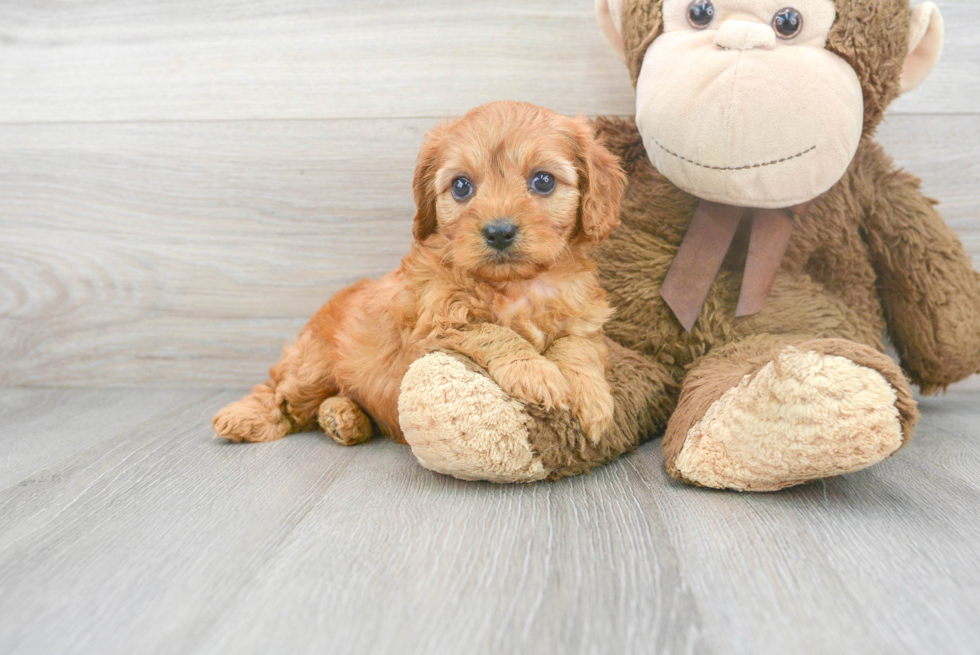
[651,137,817,172]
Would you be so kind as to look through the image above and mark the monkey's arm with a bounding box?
[862,151,980,393]
[399,336,676,482]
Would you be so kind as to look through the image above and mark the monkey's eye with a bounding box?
[687,1,715,29]
[772,8,803,39]
[530,172,557,195]
[451,177,474,201]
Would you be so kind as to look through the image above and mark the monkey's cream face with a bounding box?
[635,0,864,208]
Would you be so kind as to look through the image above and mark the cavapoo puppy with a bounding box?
[213,101,627,447]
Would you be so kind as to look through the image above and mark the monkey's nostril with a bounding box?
[483,220,519,252]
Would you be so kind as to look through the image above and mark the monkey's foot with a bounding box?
[667,340,918,492]
[398,352,551,483]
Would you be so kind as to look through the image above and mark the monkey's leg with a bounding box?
[664,335,918,492]
[318,397,374,446]
[213,328,338,443]
[398,339,676,483]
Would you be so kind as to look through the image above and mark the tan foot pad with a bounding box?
[675,348,904,492]
[398,352,549,483]
[318,397,373,446]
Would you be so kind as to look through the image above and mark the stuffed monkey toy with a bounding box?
[398,0,980,490]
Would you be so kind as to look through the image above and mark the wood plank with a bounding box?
[0,388,978,654]
[0,388,371,655]
[0,0,636,123]
[0,388,709,655]
[0,0,975,124]
[1,114,977,388]
[195,446,712,655]
[0,388,199,488]
[0,119,422,386]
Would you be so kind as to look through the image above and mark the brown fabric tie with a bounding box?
[660,200,804,332]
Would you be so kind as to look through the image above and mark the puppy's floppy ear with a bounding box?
[412,124,448,242]
[569,116,627,246]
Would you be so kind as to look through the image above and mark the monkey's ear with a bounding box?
[571,117,627,246]
[596,0,627,61]
[900,2,944,94]
[412,125,448,242]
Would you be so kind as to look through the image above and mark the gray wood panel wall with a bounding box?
[1,0,978,389]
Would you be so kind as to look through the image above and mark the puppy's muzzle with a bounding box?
[483,219,519,252]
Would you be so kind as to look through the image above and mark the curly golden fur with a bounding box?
[212,101,627,445]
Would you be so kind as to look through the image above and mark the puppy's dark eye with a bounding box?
[530,172,556,195]
[687,1,715,29]
[772,8,803,39]
[451,177,474,202]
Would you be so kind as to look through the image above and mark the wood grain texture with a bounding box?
[0,119,423,386]
[0,0,636,123]
[1,115,977,388]
[0,388,978,654]
[0,0,976,123]
[0,388,197,488]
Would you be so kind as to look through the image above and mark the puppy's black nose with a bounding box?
[483,220,519,252]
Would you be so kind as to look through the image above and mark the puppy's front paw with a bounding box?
[493,357,570,410]
[569,377,615,444]
[213,396,290,443]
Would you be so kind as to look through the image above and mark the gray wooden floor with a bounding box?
[1,388,978,655]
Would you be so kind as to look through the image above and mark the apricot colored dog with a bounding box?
[213,101,627,447]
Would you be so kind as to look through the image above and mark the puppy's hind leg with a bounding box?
[213,329,338,443]
[318,397,374,446]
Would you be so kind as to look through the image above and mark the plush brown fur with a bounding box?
[493,112,980,484]
[397,0,979,489]
[212,101,627,445]
[427,0,977,486]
